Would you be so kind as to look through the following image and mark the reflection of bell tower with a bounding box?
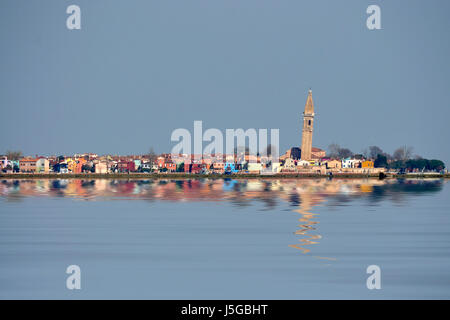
[301,89,315,160]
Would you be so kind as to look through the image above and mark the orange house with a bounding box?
[164,162,176,172]
[361,160,374,168]
[20,158,38,172]
[74,162,83,173]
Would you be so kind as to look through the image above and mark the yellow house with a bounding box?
[66,158,76,172]
[361,160,374,168]
[326,159,341,169]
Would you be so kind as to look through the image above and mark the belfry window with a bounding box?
[308,120,311,126]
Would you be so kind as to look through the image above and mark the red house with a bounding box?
[184,163,203,174]
[118,161,135,173]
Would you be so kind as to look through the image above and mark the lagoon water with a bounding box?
[0,178,449,299]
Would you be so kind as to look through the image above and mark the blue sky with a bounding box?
[1,0,449,164]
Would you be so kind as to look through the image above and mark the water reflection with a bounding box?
[0,178,445,256]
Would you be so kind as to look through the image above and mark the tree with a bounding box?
[429,159,445,171]
[393,146,413,161]
[147,147,157,165]
[337,148,353,159]
[6,150,22,161]
[362,148,369,159]
[327,143,341,158]
[327,144,353,159]
[368,146,384,159]
[374,154,388,168]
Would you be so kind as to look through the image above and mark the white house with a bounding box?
[342,158,361,169]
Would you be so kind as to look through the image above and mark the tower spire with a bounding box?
[304,88,314,115]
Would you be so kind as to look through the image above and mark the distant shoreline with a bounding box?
[1,173,448,180]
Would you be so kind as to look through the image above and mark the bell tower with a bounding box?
[301,89,315,160]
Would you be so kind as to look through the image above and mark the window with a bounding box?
[308,120,311,126]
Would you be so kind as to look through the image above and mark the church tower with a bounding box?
[301,89,315,160]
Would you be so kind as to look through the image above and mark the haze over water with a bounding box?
[1,178,449,299]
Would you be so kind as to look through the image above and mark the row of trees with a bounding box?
[327,144,445,171]
[328,144,415,161]
[5,150,23,161]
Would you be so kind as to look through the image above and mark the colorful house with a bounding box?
[325,159,342,169]
[248,163,262,173]
[224,162,238,174]
[19,158,38,173]
[361,160,374,168]
[164,162,176,172]
[95,162,108,174]
[118,161,135,173]
[36,158,50,173]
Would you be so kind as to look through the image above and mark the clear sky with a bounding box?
[1,0,449,164]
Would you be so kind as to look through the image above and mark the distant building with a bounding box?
[325,159,342,169]
[361,160,374,168]
[118,161,135,172]
[342,158,362,169]
[248,163,262,173]
[95,162,108,174]
[36,158,50,173]
[164,162,176,172]
[20,158,38,173]
[311,147,326,159]
[282,158,297,171]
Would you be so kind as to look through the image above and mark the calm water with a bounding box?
[0,178,449,299]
